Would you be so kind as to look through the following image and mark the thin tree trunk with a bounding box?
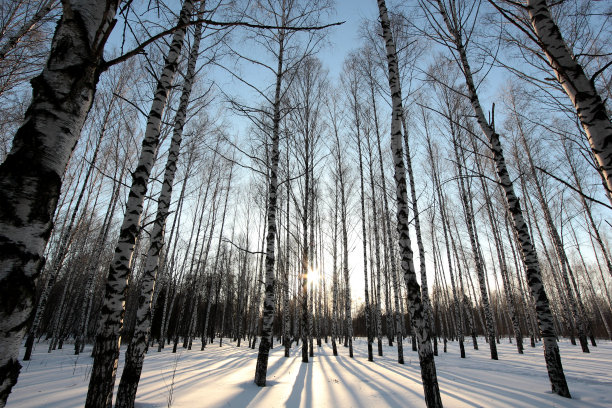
[254,24,285,386]
[85,2,194,406]
[450,128,497,359]
[114,4,205,403]
[353,93,373,362]
[377,1,442,406]
[433,0,571,396]
[365,92,384,356]
[401,117,435,352]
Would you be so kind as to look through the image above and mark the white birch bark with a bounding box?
[524,0,612,194]
[114,3,205,404]
[0,1,119,405]
[451,129,498,359]
[401,116,435,351]
[202,167,233,349]
[24,120,104,360]
[331,175,339,356]
[283,140,291,357]
[85,2,194,406]
[334,133,354,358]
[431,0,571,397]
[469,130,523,353]
[254,23,284,385]
[377,2,442,406]
[375,106,404,360]
[353,85,373,362]
[563,141,612,279]
[427,133,465,357]
[366,104,384,356]
[515,115,589,352]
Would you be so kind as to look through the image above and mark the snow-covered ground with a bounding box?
[9,337,612,407]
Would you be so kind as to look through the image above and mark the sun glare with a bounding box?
[307,267,320,288]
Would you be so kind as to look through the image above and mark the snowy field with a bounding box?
[9,337,612,407]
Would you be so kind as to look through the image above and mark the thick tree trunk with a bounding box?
[525,0,612,195]
[25,109,106,360]
[0,2,119,405]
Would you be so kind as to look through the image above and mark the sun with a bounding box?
[307,266,320,288]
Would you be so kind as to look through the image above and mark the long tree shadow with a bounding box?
[268,355,300,381]
[350,355,423,398]
[285,361,309,407]
[335,354,419,407]
[437,367,576,407]
[320,353,369,407]
[317,354,344,408]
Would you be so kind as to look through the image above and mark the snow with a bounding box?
[10,338,612,407]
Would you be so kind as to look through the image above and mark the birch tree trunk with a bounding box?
[373,79,404,362]
[253,23,284,386]
[400,117,435,351]
[562,138,612,279]
[523,0,612,195]
[515,116,589,353]
[284,135,292,357]
[430,0,571,397]
[365,82,385,356]
[426,131,465,358]
[332,176,340,356]
[114,4,206,405]
[351,79,373,362]
[451,128,497,359]
[24,119,104,360]
[377,2,442,406]
[202,167,233,350]
[0,1,119,404]
[335,130,354,358]
[77,155,127,354]
[469,130,523,353]
[85,2,194,406]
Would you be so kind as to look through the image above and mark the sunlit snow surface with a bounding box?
[10,338,612,407]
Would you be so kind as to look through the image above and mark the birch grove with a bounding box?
[0,0,610,407]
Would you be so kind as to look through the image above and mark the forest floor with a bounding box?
[9,336,612,407]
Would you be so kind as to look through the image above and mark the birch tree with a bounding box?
[85,2,195,406]
[0,1,120,404]
[489,0,612,196]
[250,0,333,385]
[420,0,571,397]
[377,1,442,406]
[114,3,219,405]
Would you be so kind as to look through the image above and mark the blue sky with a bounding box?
[319,0,379,80]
